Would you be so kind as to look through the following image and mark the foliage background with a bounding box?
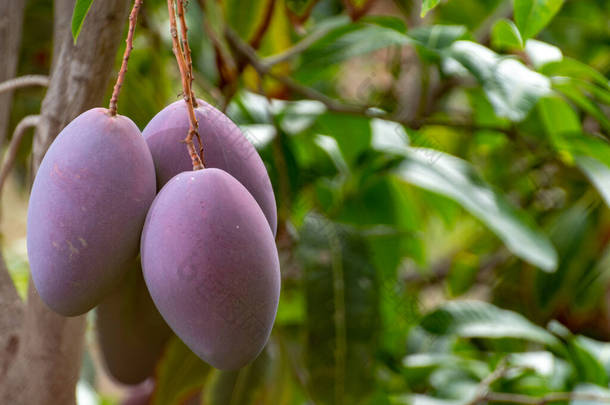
[3,0,610,403]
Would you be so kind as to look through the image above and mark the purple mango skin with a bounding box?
[27,108,156,316]
[142,99,277,236]
[141,168,280,370]
[96,259,172,385]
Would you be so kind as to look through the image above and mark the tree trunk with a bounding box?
[0,1,27,145]
[0,0,131,403]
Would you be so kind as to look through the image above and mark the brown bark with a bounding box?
[0,0,131,404]
[0,1,27,145]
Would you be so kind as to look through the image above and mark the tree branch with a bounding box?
[0,76,49,96]
[473,0,513,45]
[466,358,509,405]
[225,27,512,135]
[262,25,333,68]
[0,115,40,197]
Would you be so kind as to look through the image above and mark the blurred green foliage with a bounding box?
[7,0,610,403]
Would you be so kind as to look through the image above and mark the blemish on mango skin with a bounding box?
[78,237,88,248]
[52,241,59,249]
[66,241,79,256]
[51,163,64,179]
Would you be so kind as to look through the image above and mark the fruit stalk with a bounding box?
[176,0,195,106]
[176,0,204,157]
[108,0,143,117]
[167,0,205,170]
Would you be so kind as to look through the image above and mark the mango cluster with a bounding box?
[26,100,280,381]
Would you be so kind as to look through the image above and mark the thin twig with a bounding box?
[466,358,509,405]
[176,0,203,156]
[473,0,513,44]
[0,115,40,194]
[226,28,373,115]
[0,75,49,95]
[225,27,512,135]
[342,0,376,20]
[168,0,204,169]
[196,0,238,85]
[485,391,610,404]
[108,0,143,116]
[262,25,333,68]
[463,360,610,404]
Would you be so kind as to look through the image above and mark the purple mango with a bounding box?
[142,99,277,236]
[141,168,280,370]
[96,259,172,385]
[27,108,156,316]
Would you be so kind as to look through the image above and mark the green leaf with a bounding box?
[514,0,566,40]
[152,337,211,405]
[297,216,380,404]
[577,158,610,207]
[239,124,276,150]
[419,301,561,347]
[395,148,558,271]
[410,25,467,51]
[315,135,350,174]
[579,81,610,105]
[538,96,610,205]
[370,118,409,154]
[553,79,610,131]
[71,0,95,44]
[567,136,610,207]
[578,337,610,376]
[421,0,441,17]
[524,39,562,68]
[567,337,609,386]
[315,113,373,166]
[537,94,610,222]
[491,19,523,50]
[535,202,593,309]
[538,95,580,150]
[298,18,410,79]
[278,100,326,135]
[508,351,563,377]
[540,58,610,90]
[446,40,551,121]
